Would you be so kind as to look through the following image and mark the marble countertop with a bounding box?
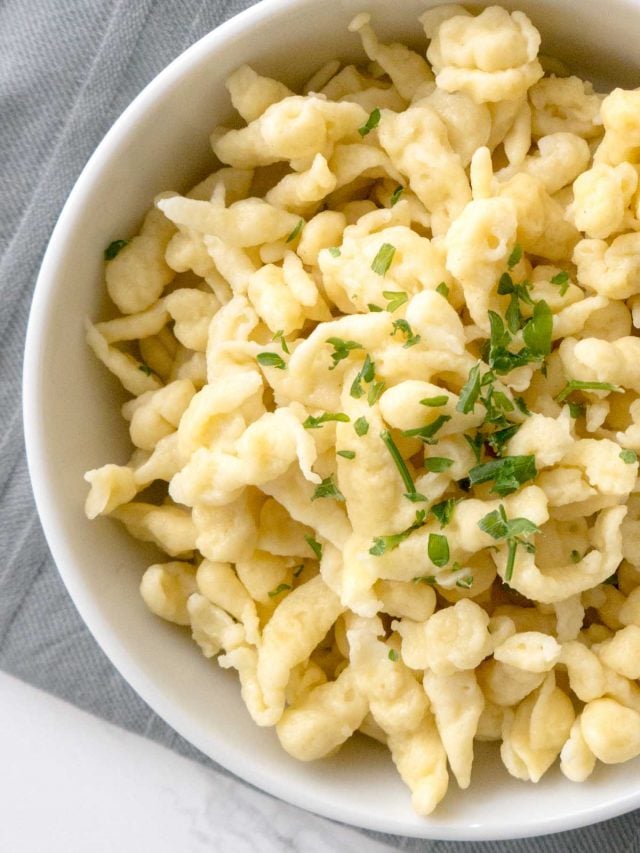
[0,672,397,853]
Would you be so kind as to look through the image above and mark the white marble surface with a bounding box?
[0,672,397,853]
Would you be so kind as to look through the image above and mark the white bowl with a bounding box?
[23,0,640,840]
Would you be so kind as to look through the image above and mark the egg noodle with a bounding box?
[84,5,640,815]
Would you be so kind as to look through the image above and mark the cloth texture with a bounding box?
[0,1,638,849]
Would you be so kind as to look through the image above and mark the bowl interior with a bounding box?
[24,0,640,839]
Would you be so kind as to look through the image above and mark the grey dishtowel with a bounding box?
[1,1,639,849]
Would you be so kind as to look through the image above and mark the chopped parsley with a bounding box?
[556,379,623,402]
[368,380,386,405]
[328,246,341,257]
[436,281,449,299]
[369,509,427,556]
[383,290,409,312]
[464,432,484,462]
[620,449,638,464]
[468,454,537,497]
[430,498,458,528]
[380,429,426,503]
[350,354,375,399]
[268,583,292,598]
[390,185,404,206]
[456,575,474,589]
[272,330,290,354]
[285,219,304,243]
[507,243,523,269]
[256,352,286,370]
[551,270,570,296]
[104,239,128,260]
[138,362,152,376]
[371,243,396,276]
[391,318,421,348]
[303,412,350,429]
[368,302,383,312]
[326,337,364,369]
[568,401,585,419]
[358,107,381,136]
[478,504,539,583]
[522,300,553,357]
[413,574,437,585]
[424,456,454,473]
[304,535,323,560]
[570,550,582,564]
[337,449,356,460]
[388,649,399,662]
[402,415,451,444]
[311,475,345,502]
[428,533,449,568]
[457,364,482,414]
[421,395,449,407]
[354,416,370,436]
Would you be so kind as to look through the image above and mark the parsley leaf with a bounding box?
[428,533,449,567]
[138,362,152,376]
[369,509,427,556]
[477,504,539,582]
[402,415,451,444]
[268,583,292,598]
[457,364,482,413]
[272,330,290,354]
[620,449,638,464]
[368,302,383,312]
[328,246,341,258]
[354,416,369,436]
[522,300,552,357]
[303,412,350,429]
[551,270,570,296]
[285,219,304,243]
[371,243,396,276]
[421,395,449,407]
[391,318,421,348]
[507,243,523,269]
[358,107,381,137]
[430,498,458,527]
[304,535,323,560]
[350,354,375,398]
[556,380,624,402]
[256,352,286,370]
[380,429,426,503]
[337,449,356,460]
[311,475,345,502]
[326,337,364,369]
[570,549,581,564]
[424,456,454,473]
[104,239,128,260]
[388,649,399,662]
[469,455,537,496]
[383,290,408,312]
[436,281,449,299]
[390,185,404,206]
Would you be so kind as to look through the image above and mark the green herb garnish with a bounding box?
[468,454,537,496]
[285,219,304,243]
[311,475,345,502]
[413,574,437,585]
[350,354,375,399]
[428,533,449,568]
[337,449,356,460]
[478,504,539,583]
[368,303,383,312]
[358,107,381,137]
[620,449,638,464]
[421,395,449,407]
[507,243,523,269]
[104,239,128,260]
[402,415,451,444]
[272,330,290,354]
[570,550,581,564]
[369,509,427,556]
[436,281,449,299]
[305,535,323,560]
[388,649,399,662]
[138,362,152,376]
[391,318,421,348]
[328,246,341,257]
[268,583,292,598]
[430,498,459,528]
[293,564,305,578]
[380,429,426,503]
[424,457,454,473]
[371,243,396,276]
[303,412,350,429]
[256,352,286,370]
[556,380,623,402]
[390,185,404,206]
[354,416,369,436]
[551,271,570,296]
[457,364,482,414]
[383,290,408,312]
[326,337,364,369]
[522,300,552,357]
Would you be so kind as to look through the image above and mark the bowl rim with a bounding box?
[22,0,640,840]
